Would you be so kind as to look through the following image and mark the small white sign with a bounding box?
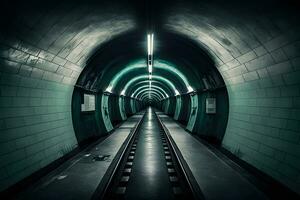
[206,98,216,114]
[81,94,95,112]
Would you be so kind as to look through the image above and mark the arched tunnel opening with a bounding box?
[0,0,299,199]
[72,31,229,146]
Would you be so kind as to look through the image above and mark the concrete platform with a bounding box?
[16,114,144,200]
[156,113,268,200]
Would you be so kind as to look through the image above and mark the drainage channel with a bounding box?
[93,107,202,200]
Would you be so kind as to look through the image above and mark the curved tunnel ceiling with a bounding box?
[105,59,194,94]
[133,85,168,99]
[130,81,170,98]
[76,30,220,103]
[137,88,164,100]
[140,91,161,101]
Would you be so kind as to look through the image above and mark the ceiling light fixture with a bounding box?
[147,33,153,73]
[105,85,112,93]
[147,33,154,101]
[187,85,194,93]
[120,89,125,96]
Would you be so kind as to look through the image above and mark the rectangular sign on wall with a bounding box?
[81,94,95,112]
[206,98,216,114]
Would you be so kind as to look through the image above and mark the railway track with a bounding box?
[93,107,202,200]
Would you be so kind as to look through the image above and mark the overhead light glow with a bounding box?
[187,85,194,93]
[175,89,180,96]
[147,33,154,73]
[147,33,154,56]
[120,90,125,96]
[149,73,152,80]
[151,34,154,55]
[147,34,151,56]
[148,64,152,73]
[105,85,112,93]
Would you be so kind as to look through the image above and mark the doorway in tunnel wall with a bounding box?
[183,87,229,144]
[186,93,198,132]
[163,98,169,114]
[177,94,191,126]
[130,98,137,114]
[194,88,229,145]
[101,94,114,132]
[163,97,176,116]
[173,95,182,120]
[108,94,123,127]
[71,87,103,145]
[119,96,127,120]
[124,97,133,116]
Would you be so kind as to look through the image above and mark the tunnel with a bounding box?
[0,0,299,199]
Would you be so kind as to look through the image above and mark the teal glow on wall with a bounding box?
[105,59,194,95]
[122,74,179,96]
[135,88,165,100]
[131,84,168,98]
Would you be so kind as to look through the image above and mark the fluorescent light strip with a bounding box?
[147,33,154,100]
[147,33,154,73]
[148,64,152,73]
[147,33,154,56]
[151,34,153,55]
[147,34,151,56]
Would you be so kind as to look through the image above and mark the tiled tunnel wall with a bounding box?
[0,4,134,191]
[222,39,300,193]
[0,36,79,190]
[167,9,300,193]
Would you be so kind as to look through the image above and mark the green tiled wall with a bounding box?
[0,38,79,191]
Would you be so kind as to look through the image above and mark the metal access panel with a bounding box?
[206,98,216,114]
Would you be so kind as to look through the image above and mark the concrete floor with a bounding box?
[15,114,144,200]
[157,113,268,200]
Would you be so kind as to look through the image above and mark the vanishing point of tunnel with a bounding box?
[0,0,299,199]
